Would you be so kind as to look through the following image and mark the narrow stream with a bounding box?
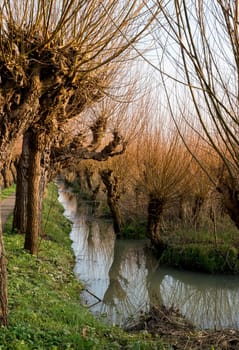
[58,183,239,330]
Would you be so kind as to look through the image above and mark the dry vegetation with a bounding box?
[127,305,239,350]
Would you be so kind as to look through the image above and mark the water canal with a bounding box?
[58,183,239,330]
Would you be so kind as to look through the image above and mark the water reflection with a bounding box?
[160,268,239,329]
[58,186,239,329]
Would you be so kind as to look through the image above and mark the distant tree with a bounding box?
[52,86,148,233]
[136,127,193,249]
[95,93,149,235]
[100,168,123,235]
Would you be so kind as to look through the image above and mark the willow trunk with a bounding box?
[13,133,30,234]
[0,182,8,325]
[147,194,164,249]
[24,131,42,255]
[100,170,122,236]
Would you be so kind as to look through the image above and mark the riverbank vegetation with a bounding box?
[1,183,171,350]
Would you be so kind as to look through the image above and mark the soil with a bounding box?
[126,305,239,349]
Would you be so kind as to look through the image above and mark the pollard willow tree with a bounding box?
[0,0,158,325]
[53,86,149,237]
[14,65,144,254]
[136,125,193,248]
[96,90,149,236]
[152,0,239,229]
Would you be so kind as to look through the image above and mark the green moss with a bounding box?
[0,182,169,350]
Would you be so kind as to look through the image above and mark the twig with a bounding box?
[87,300,101,309]
[84,288,102,302]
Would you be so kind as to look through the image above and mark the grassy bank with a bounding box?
[158,224,239,274]
[160,243,239,273]
[0,183,170,350]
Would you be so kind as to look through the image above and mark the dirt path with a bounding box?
[0,194,15,228]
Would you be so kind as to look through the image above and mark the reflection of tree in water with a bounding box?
[71,205,115,302]
[100,240,150,325]
[144,247,165,306]
[103,243,128,302]
[159,268,239,329]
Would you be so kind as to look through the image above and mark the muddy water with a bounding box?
[58,184,239,330]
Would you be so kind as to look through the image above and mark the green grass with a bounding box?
[121,220,147,239]
[158,219,239,273]
[160,243,239,273]
[1,184,16,200]
[0,183,170,350]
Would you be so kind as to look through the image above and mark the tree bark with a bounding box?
[108,198,122,235]
[147,194,165,248]
[22,128,52,254]
[100,169,122,236]
[192,195,204,230]
[13,133,30,234]
[217,182,239,230]
[1,159,13,188]
[0,204,8,326]
[24,130,42,255]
